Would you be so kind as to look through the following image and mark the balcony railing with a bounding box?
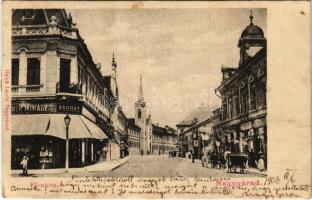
[12,25,78,40]
[11,85,43,94]
[56,82,82,95]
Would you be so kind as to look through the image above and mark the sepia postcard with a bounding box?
[1,1,311,199]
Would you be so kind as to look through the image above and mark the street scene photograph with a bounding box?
[10,8,267,178]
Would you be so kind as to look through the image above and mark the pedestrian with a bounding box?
[248,149,256,168]
[224,150,231,169]
[219,150,225,169]
[257,151,265,172]
[202,147,209,168]
[190,150,195,163]
[20,156,29,176]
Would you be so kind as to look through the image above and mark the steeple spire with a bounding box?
[138,74,144,101]
[249,10,253,25]
[112,52,117,69]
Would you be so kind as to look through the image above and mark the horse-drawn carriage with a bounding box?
[227,153,248,174]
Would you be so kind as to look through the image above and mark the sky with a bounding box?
[69,8,266,128]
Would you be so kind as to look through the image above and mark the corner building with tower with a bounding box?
[10,9,123,169]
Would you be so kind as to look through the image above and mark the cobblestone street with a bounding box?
[27,155,263,178]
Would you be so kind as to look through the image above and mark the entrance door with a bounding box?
[59,58,71,92]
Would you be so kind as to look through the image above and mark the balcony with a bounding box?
[12,25,78,40]
[11,84,43,94]
[55,82,83,99]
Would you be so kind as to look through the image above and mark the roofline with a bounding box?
[179,113,221,136]
[216,46,266,92]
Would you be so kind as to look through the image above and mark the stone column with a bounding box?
[19,50,27,86]
[239,132,244,153]
[91,141,94,162]
[70,55,78,85]
[40,53,47,92]
[46,50,59,94]
[238,87,241,115]
[248,80,251,110]
[81,139,85,165]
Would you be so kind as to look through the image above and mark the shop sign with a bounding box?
[12,103,56,113]
[12,101,82,114]
[57,103,82,114]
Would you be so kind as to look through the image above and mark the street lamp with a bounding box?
[64,114,71,172]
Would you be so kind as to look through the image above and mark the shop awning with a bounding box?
[80,116,108,140]
[12,114,108,140]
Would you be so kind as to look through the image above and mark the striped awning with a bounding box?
[12,114,108,140]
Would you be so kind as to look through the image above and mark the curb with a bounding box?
[111,156,132,171]
[245,170,267,177]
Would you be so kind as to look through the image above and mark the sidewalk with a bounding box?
[245,167,267,176]
[11,155,132,176]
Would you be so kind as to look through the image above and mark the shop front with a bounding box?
[11,113,109,169]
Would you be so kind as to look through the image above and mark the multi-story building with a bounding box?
[10,9,119,169]
[178,108,221,159]
[127,119,141,155]
[152,124,178,155]
[103,55,129,159]
[216,12,267,168]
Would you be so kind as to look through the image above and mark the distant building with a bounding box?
[216,12,267,168]
[133,75,178,155]
[134,75,153,155]
[178,109,221,159]
[152,124,178,155]
[176,106,213,136]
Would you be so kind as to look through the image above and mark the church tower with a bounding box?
[135,75,149,154]
[111,53,119,100]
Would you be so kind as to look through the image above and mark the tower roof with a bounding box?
[112,52,117,68]
[238,10,266,48]
[12,9,73,28]
[136,75,146,106]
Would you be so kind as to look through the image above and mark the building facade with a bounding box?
[127,119,141,155]
[216,13,267,168]
[152,125,178,155]
[178,109,221,159]
[10,9,120,169]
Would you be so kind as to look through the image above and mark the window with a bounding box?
[27,58,40,85]
[250,86,257,110]
[11,59,19,85]
[59,58,71,92]
[138,109,141,119]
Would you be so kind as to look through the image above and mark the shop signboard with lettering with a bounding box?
[12,101,82,114]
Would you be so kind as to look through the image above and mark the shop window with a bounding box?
[27,58,40,85]
[12,59,19,85]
